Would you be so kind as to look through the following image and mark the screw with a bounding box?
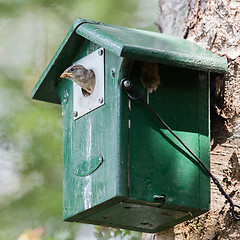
[154,194,166,203]
[111,69,116,77]
[98,49,103,56]
[123,80,131,88]
[74,111,78,117]
[99,97,104,104]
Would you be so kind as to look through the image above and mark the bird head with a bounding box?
[60,64,96,95]
[60,65,88,81]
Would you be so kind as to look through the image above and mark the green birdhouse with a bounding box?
[32,19,227,233]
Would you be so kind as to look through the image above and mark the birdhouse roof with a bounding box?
[32,18,228,104]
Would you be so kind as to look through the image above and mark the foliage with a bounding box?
[94,227,141,240]
[0,0,157,239]
[17,227,74,240]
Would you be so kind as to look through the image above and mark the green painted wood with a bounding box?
[76,23,228,73]
[32,18,213,233]
[128,63,210,211]
[32,18,227,105]
[56,55,210,232]
[82,201,190,233]
[57,46,129,222]
[74,154,103,177]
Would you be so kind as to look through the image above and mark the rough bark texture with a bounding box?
[154,0,188,37]
[143,0,240,239]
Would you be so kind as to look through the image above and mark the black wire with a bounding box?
[120,79,240,220]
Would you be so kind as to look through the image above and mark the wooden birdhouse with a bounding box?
[32,19,227,232]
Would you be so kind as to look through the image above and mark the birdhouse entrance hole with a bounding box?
[73,48,105,120]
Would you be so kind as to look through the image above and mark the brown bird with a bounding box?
[60,65,96,95]
[140,62,160,93]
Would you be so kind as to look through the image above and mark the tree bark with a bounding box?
[143,0,240,239]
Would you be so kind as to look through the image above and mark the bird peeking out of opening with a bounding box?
[60,65,96,96]
[140,62,160,93]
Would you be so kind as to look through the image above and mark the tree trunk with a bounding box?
[143,0,240,239]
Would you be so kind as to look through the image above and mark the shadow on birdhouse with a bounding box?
[32,19,228,232]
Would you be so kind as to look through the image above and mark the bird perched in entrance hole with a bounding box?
[60,65,96,96]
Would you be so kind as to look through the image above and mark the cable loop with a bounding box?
[120,78,144,101]
[231,204,240,220]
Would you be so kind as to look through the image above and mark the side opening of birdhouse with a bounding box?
[127,60,211,210]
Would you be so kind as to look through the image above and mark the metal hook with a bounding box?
[120,78,144,101]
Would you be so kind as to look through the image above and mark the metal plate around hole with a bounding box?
[73,48,104,120]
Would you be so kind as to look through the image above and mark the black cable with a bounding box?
[120,78,240,220]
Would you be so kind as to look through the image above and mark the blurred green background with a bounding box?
[0,0,158,239]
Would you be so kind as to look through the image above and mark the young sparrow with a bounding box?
[60,65,96,95]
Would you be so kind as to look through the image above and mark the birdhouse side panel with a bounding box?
[128,63,210,212]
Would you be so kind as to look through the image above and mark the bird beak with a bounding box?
[60,72,72,78]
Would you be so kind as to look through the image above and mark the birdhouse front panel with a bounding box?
[57,45,130,222]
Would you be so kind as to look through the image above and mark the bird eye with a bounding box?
[70,67,75,71]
